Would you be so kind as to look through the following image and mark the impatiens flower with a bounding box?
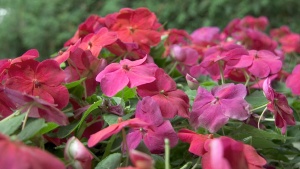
[178,129,213,156]
[234,50,282,78]
[263,78,295,134]
[79,27,118,57]
[126,97,178,153]
[190,83,250,133]
[88,118,151,147]
[202,136,267,169]
[96,56,157,97]
[4,59,69,109]
[65,136,93,169]
[118,150,155,169]
[0,85,16,118]
[279,33,300,54]
[137,68,189,118]
[286,64,300,95]
[2,86,69,125]
[191,27,220,46]
[107,8,162,49]
[162,29,191,57]
[0,133,65,169]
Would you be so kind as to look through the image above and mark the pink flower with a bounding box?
[2,87,69,125]
[279,33,300,54]
[96,56,157,97]
[118,150,154,169]
[263,78,295,134]
[126,97,178,153]
[191,27,220,46]
[65,136,93,169]
[286,64,300,95]
[88,118,151,147]
[0,85,16,118]
[190,83,250,133]
[137,68,189,118]
[5,59,69,109]
[202,136,267,169]
[0,133,65,169]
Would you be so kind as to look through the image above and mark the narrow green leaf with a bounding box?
[17,118,46,141]
[38,122,59,135]
[65,78,86,89]
[77,100,102,129]
[0,113,25,135]
[95,153,122,169]
[57,121,79,138]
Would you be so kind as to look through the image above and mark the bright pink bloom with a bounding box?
[286,64,300,95]
[5,59,69,109]
[202,136,267,169]
[118,150,154,169]
[54,39,81,64]
[234,50,282,78]
[3,87,69,125]
[96,56,157,97]
[191,27,220,46]
[137,68,189,118]
[178,129,213,156]
[79,27,118,57]
[88,118,151,147]
[163,29,191,57]
[0,133,65,169]
[279,33,300,54]
[190,83,250,133]
[65,136,93,169]
[126,97,178,153]
[263,78,295,134]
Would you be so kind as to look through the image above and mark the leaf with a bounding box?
[115,86,136,102]
[65,78,86,89]
[152,154,165,169]
[0,113,25,135]
[228,124,285,149]
[38,122,59,135]
[103,114,119,125]
[245,90,268,110]
[57,121,79,138]
[77,100,102,129]
[17,118,46,141]
[95,153,122,169]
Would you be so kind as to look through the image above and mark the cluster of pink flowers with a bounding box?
[0,7,300,169]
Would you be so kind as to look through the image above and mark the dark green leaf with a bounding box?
[95,153,122,169]
[245,90,268,110]
[38,122,59,135]
[0,113,25,135]
[57,121,79,138]
[77,100,102,129]
[17,118,46,141]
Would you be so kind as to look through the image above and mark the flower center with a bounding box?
[122,64,130,71]
[212,97,219,104]
[33,79,41,88]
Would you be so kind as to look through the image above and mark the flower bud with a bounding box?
[186,74,199,90]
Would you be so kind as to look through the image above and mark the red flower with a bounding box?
[263,78,295,134]
[137,68,189,118]
[0,133,65,169]
[279,33,300,54]
[108,8,162,49]
[5,59,69,109]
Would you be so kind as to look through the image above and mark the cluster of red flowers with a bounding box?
[0,7,300,169]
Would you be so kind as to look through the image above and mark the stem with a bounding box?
[122,128,130,166]
[218,61,225,85]
[243,69,250,87]
[168,62,178,75]
[21,104,33,130]
[250,103,268,112]
[101,134,116,160]
[165,138,170,169]
[191,158,200,169]
[258,107,268,130]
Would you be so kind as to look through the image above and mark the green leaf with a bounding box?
[152,154,165,169]
[57,121,79,138]
[65,78,86,89]
[0,113,25,135]
[95,153,122,169]
[77,100,102,129]
[103,114,119,125]
[38,122,59,135]
[114,86,136,102]
[245,90,268,110]
[17,118,46,141]
[229,124,285,148]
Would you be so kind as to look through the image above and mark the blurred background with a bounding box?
[0,0,299,59]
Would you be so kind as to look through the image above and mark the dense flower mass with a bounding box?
[1,7,300,169]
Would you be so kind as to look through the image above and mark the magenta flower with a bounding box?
[126,97,178,153]
[137,68,189,118]
[0,133,65,169]
[190,83,250,133]
[5,59,69,109]
[0,85,16,118]
[96,56,157,97]
[202,136,267,169]
[191,26,220,46]
[286,64,300,95]
[263,78,295,134]
[65,136,93,169]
